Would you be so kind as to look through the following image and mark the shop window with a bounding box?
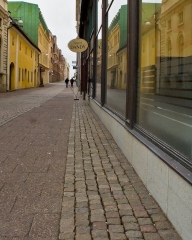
[88,51,94,97]
[95,0,103,102]
[137,0,192,164]
[105,0,128,117]
[95,29,102,103]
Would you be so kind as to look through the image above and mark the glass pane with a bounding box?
[96,30,102,102]
[137,0,192,162]
[98,0,102,31]
[88,51,93,97]
[106,0,128,117]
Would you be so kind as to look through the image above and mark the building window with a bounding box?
[0,18,2,28]
[114,34,117,45]
[178,33,184,74]
[137,0,192,164]
[18,68,20,81]
[22,69,24,81]
[178,12,183,25]
[12,36,14,45]
[167,19,171,31]
[143,41,145,52]
[190,30,192,44]
[39,33,42,44]
[167,38,172,75]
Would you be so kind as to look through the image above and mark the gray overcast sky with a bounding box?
[9,0,77,77]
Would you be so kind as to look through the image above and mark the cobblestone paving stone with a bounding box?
[59,99,182,240]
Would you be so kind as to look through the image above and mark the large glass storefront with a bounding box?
[106,0,128,117]
[81,0,192,168]
[137,0,192,163]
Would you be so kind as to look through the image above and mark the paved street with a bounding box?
[0,83,74,240]
[0,83,181,239]
[0,83,70,126]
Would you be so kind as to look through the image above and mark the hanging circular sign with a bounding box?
[68,38,88,53]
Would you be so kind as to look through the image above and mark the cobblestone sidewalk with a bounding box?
[59,99,181,240]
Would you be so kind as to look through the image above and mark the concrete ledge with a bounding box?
[89,98,192,240]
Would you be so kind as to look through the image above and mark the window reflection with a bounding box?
[137,0,192,162]
[95,0,102,102]
[96,30,102,102]
[106,0,128,117]
[88,51,93,96]
[98,0,102,30]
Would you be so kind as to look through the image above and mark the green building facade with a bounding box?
[8,1,49,46]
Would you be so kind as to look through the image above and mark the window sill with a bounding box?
[178,22,184,27]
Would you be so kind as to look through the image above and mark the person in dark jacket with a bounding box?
[65,78,69,88]
[70,78,74,87]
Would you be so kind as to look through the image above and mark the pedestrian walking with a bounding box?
[65,78,69,88]
[70,78,74,88]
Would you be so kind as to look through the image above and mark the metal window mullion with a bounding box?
[101,0,107,106]
[126,0,140,128]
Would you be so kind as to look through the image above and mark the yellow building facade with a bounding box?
[8,23,40,90]
[140,0,192,96]
[117,47,127,90]
[38,24,49,84]
[0,0,9,92]
[107,13,127,90]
